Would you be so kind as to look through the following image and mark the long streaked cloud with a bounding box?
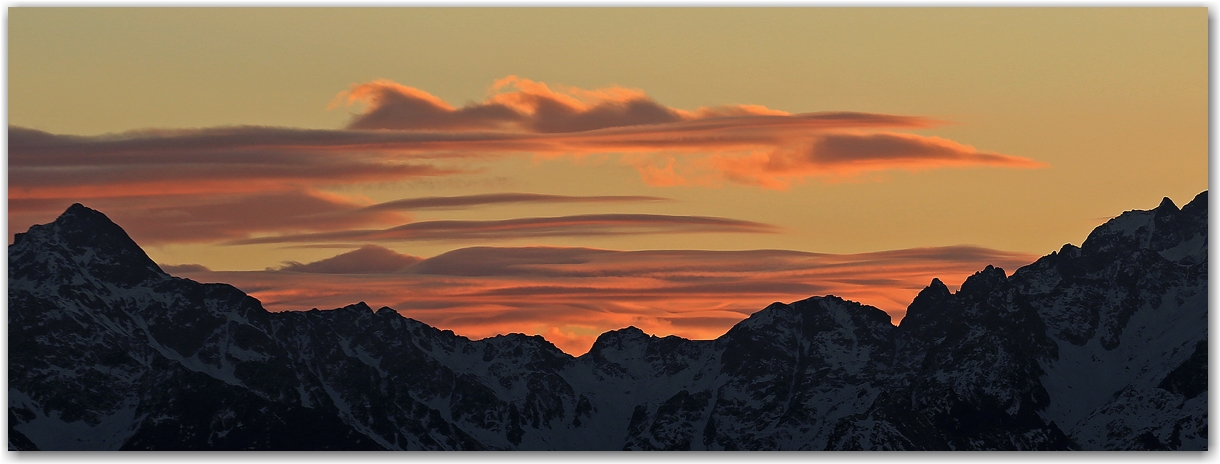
[331,76,1044,188]
[9,192,674,246]
[7,126,470,200]
[10,76,1042,203]
[360,192,668,212]
[229,213,780,245]
[8,76,1044,249]
[169,244,1039,355]
[9,190,409,245]
[709,133,1047,189]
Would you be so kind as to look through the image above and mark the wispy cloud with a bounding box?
[360,192,668,212]
[170,244,1039,355]
[9,76,1045,268]
[9,76,1042,210]
[10,190,409,245]
[8,192,676,245]
[710,133,1047,189]
[7,126,469,200]
[329,76,1044,188]
[228,213,780,245]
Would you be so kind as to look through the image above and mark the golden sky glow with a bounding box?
[8,8,1207,354]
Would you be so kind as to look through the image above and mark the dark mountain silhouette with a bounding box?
[8,193,1207,450]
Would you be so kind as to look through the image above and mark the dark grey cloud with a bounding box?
[278,245,422,274]
[159,263,211,273]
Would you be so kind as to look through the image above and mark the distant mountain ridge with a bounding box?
[8,193,1207,450]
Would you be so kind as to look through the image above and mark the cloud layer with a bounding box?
[169,244,1039,355]
[339,76,697,132]
[229,213,780,245]
[9,192,673,246]
[331,76,1044,188]
[9,77,1047,357]
[360,192,668,212]
[340,76,759,133]
[9,76,1041,212]
[711,133,1047,188]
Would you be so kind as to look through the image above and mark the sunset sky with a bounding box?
[8,8,1207,354]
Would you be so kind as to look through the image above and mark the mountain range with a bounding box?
[8,192,1207,450]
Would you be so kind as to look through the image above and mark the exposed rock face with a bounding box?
[8,193,1207,450]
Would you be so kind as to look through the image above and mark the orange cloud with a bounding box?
[708,132,1048,188]
[360,192,668,212]
[328,77,1043,186]
[339,76,748,133]
[169,244,1039,355]
[9,90,1005,201]
[8,192,677,246]
[485,76,686,133]
[12,190,407,245]
[8,78,1045,248]
[336,80,523,131]
[227,213,780,245]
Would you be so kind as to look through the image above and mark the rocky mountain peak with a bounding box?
[374,306,400,316]
[1181,190,1207,217]
[1155,196,1179,212]
[10,203,165,287]
[586,326,651,356]
[337,301,375,313]
[1080,191,1208,257]
[17,204,126,245]
[956,264,1008,296]
[916,277,951,301]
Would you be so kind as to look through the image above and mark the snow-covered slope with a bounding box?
[8,194,1207,450]
[1014,194,1208,450]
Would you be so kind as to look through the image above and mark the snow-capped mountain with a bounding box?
[8,193,1207,450]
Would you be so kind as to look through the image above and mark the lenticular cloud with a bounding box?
[8,76,1046,247]
[332,76,1045,188]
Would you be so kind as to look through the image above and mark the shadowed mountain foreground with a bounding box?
[8,193,1207,450]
